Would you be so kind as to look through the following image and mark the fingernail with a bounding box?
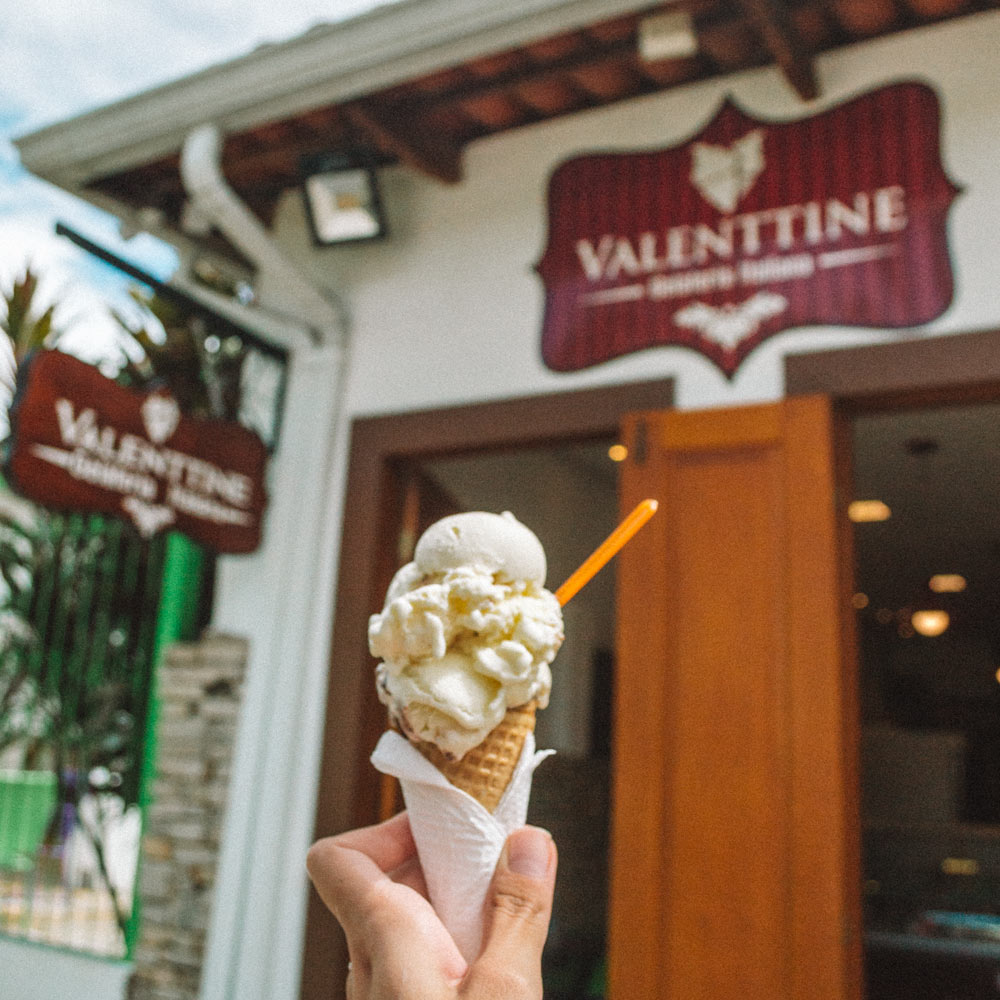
[506,827,552,879]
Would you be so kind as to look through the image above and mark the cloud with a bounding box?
[0,180,169,363]
[1,85,180,370]
[1,0,398,399]
[4,0,400,134]
[1,219,137,356]
[4,2,259,132]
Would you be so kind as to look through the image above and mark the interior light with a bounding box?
[848,500,891,523]
[911,609,950,637]
[941,857,979,876]
[929,574,966,593]
[301,150,387,245]
[852,592,869,609]
[608,444,628,462]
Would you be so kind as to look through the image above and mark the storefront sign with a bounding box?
[4,350,268,553]
[537,82,960,378]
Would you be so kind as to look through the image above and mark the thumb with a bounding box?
[466,827,557,996]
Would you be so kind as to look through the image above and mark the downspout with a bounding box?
[179,122,349,344]
[178,123,353,1000]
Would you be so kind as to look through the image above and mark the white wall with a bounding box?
[135,13,1000,1000]
[273,10,1000,418]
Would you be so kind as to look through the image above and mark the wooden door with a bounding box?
[609,395,862,1000]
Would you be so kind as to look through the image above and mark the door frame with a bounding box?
[300,376,675,1000]
[784,327,1000,409]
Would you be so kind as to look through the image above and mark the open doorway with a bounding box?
[786,327,1000,1000]
[301,377,674,1000]
[852,401,1000,999]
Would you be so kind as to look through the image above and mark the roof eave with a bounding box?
[15,0,663,191]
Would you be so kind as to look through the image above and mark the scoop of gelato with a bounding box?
[414,510,547,582]
[369,512,563,759]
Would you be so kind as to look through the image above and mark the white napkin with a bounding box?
[370,730,553,962]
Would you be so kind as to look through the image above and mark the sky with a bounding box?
[0,0,393,379]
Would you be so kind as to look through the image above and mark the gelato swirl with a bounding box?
[369,511,563,759]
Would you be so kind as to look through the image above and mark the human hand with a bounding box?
[306,812,557,1000]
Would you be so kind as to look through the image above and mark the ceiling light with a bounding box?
[638,10,698,63]
[929,573,966,593]
[911,609,950,637]
[301,151,386,245]
[848,499,891,522]
[608,444,628,462]
[941,856,979,876]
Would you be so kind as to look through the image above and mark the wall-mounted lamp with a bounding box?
[301,151,387,246]
[638,10,699,63]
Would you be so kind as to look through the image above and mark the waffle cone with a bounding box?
[407,701,537,813]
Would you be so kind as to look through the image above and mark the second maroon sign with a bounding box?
[5,350,268,553]
[537,82,960,379]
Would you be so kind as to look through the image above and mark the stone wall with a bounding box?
[127,632,248,1000]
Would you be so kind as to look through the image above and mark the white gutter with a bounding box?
[166,275,317,354]
[179,124,348,343]
[176,122,353,1000]
[15,0,667,188]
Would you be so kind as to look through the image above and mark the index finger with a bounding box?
[306,812,417,926]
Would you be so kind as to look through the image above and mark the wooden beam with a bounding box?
[418,36,634,108]
[736,0,819,100]
[344,99,464,184]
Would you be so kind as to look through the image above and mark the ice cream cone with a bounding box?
[405,701,537,813]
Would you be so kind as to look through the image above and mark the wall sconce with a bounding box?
[638,10,699,63]
[300,151,387,246]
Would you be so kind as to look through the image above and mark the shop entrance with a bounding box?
[853,400,1000,999]
[300,376,674,1000]
[302,326,1000,1000]
[306,389,860,1000]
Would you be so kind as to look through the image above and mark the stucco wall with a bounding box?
[269,10,1000,416]
[204,13,1000,1000]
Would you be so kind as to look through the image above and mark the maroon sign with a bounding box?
[4,350,268,553]
[537,82,960,378]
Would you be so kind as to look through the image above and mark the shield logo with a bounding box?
[690,129,765,214]
[141,392,181,444]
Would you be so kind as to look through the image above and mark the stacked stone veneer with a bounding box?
[127,632,248,1000]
